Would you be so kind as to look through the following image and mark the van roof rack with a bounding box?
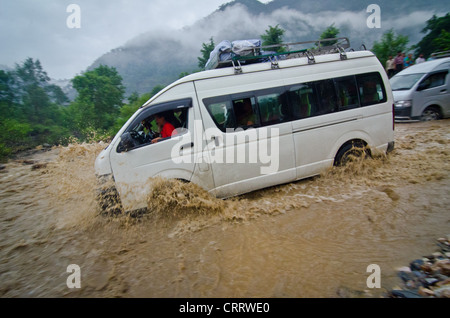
[208,37,356,72]
[429,50,450,59]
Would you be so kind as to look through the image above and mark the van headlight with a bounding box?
[394,100,412,107]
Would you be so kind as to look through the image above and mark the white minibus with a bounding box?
[95,43,395,212]
[391,57,450,121]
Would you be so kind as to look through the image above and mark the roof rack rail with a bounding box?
[208,37,354,73]
[430,50,450,59]
[256,36,351,56]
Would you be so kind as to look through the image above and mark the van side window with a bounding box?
[140,108,188,142]
[256,89,291,125]
[356,72,387,106]
[315,79,338,115]
[204,96,262,131]
[117,107,189,153]
[335,76,359,110]
[419,71,448,90]
[232,97,260,128]
[288,83,317,119]
[203,72,389,130]
[205,99,236,131]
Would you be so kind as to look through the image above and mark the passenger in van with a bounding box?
[362,81,379,105]
[235,99,256,126]
[151,112,178,143]
[290,91,311,118]
[317,81,337,114]
[278,93,290,121]
[265,104,280,122]
[141,119,156,142]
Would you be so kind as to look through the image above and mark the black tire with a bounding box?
[421,106,441,121]
[334,141,369,166]
[96,186,123,216]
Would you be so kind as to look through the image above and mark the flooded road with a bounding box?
[0,120,449,298]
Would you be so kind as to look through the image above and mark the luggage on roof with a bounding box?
[204,37,352,71]
[205,39,262,70]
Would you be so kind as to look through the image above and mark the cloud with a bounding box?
[0,0,228,79]
[188,5,444,53]
[0,0,446,80]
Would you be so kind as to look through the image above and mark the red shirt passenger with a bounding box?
[160,121,176,138]
[151,113,177,143]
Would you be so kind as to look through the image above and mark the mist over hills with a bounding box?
[89,0,450,96]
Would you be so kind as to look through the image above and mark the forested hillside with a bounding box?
[89,0,449,95]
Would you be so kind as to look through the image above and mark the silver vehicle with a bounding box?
[391,57,450,121]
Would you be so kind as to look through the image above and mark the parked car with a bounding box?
[391,57,450,121]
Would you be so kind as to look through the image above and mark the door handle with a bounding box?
[211,136,220,147]
[440,89,447,93]
[180,142,194,150]
[179,142,194,155]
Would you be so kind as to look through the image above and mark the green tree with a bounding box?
[0,118,32,159]
[198,37,215,69]
[149,84,164,97]
[0,60,72,159]
[179,72,190,79]
[5,58,70,149]
[13,58,57,122]
[414,13,450,57]
[112,85,164,134]
[432,29,450,52]
[47,84,69,105]
[127,91,139,104]
[318,24,340,47]
[261,24,285,52]
[70,65,125,133]
[14,58,50,88]
[0,70,29,159]
[372,29,409,68]
[0,70,18,117]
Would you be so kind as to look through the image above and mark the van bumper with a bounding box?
[387,141,395,153]
[394,106,412,120]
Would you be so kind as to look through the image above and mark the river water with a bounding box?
[0,120,449,298]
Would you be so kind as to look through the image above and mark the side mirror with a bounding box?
[117,132,138,153]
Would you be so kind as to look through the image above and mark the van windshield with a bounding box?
[390,73,425,91]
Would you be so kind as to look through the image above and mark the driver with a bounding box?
[141,119,155,143]
[151,112,178,144]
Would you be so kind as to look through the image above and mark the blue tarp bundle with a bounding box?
[205,39,262,70]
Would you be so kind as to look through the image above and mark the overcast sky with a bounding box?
[0,0,274,79]
[0,1,443,81]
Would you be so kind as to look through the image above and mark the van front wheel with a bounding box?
[96,186,123,216]
[421,106,441,121]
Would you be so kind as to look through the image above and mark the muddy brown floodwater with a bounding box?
[0,120,449,298]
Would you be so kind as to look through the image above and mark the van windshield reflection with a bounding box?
[390,73,425,91]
